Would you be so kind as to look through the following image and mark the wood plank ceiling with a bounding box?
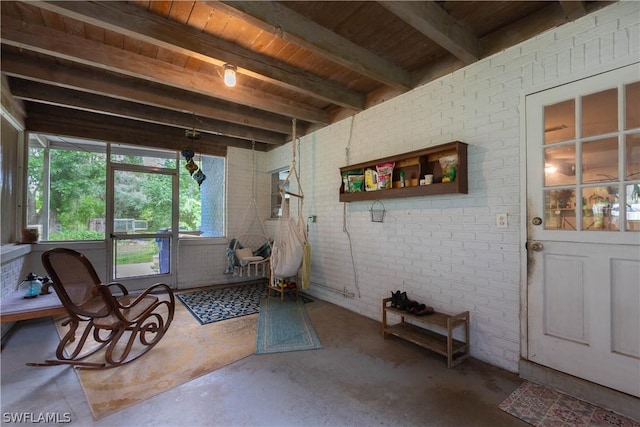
[1,1,611,155]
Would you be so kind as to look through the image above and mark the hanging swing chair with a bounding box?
[269,119,311,298]
[225,142,273,278]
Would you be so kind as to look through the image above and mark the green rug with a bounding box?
[255,297,322,354]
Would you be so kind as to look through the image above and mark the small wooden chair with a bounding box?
[29,248,175,369]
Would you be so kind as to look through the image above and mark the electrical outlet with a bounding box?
[496,213,508,229]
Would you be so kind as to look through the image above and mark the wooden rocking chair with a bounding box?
[28,248,175,370]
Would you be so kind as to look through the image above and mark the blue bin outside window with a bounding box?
[155,230,171,274]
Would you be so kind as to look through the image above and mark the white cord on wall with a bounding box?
[342,116,361,298]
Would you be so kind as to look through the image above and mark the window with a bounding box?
[542,81,640,231]
[27,136,107,241]
[26,134,225,241]
[270,168,289,218]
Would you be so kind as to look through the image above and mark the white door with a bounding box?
[526,64,640,397]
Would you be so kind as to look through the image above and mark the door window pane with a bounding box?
[545,100,575,144]
[626,133,640,180]
[582,186,618,231]
[113,170,173,279]
[625,82,640,130]
[114,237,165,279]
[582,137,618,183]
[582,89,618,137]
[545,144,576,186]
[114,170,173,234]
[544,189,577,230]
[624,184,640,231]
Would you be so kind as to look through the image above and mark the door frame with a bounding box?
[106,155,179,291]
[519,59,640,362]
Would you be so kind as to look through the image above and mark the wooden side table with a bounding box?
[268,273,299,301]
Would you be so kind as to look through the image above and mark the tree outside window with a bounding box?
[26,135,224,241]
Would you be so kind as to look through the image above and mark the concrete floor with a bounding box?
[1,297,529,427]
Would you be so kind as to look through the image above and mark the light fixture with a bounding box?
[223,64,237,87]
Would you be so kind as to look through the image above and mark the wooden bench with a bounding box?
[382,297,470,368]
[1,289,65,323]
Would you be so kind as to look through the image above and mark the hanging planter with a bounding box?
[370,200,386,223]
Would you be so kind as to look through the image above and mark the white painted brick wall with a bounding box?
[266,2,639,372]
[1,254,27,338]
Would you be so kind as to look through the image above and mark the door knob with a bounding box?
[528,241,543,252]
[532,217,542,225]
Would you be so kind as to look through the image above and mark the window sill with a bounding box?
[1,244,32,264]
[178,236,227,246]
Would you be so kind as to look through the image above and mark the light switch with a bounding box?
[496,213,508,229]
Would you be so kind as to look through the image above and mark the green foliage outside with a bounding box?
[116,241,159,264]
[49,230,105,241]
[27,144,203,242]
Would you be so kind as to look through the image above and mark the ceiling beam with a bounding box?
[32,0,365,111]
[559,1,588,20]
[479,2,569,58]
[412,55,466,88]
[0,50,294,136]
[25,104,270,155]
[211,1,412,90]
[1,74,26,129]
[9,79,286,145]
[378,1,478,65]
[1,16,330,124]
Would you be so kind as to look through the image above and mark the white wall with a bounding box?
[267,2,640,372]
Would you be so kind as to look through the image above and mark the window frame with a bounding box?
[24,133,226,242]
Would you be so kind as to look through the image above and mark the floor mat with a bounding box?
[255,296,321,354]
[55,301,256,420]
[499,381,639,427]
[177,282,267,324]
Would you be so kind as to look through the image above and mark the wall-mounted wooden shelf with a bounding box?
[339,141,468,202]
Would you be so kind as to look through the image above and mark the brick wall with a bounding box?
[1,247,29,338]
[266,2,639,372]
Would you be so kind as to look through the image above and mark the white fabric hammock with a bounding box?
[271,201,305,278]
[270,119,311,288]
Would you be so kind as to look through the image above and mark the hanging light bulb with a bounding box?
[223,64,237,87]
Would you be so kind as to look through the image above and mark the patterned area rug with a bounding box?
[56,298,257,420]
[499,381,639,427]
[177,282,267,324]
[255,297,322,354]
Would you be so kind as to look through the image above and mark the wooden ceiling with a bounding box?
[1,1,612,155]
